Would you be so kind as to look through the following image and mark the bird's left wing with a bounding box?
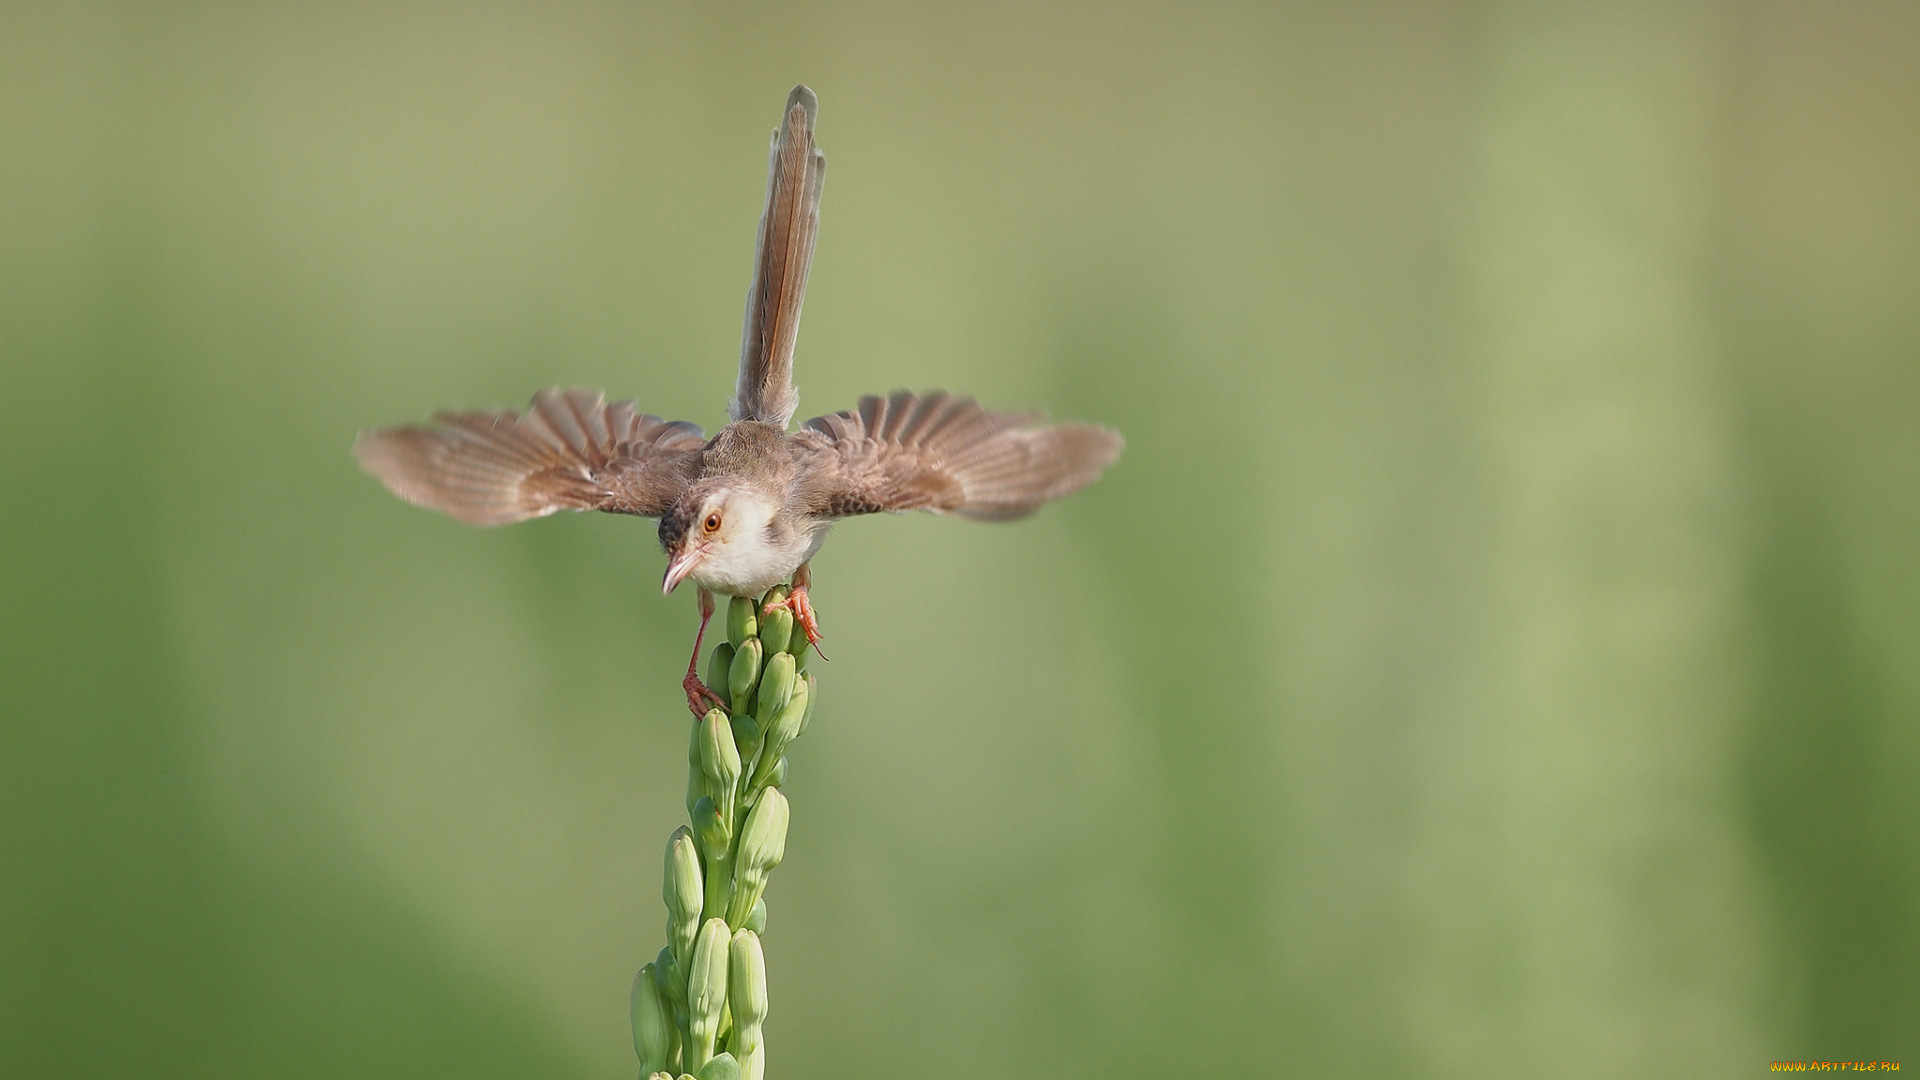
[355,387,706,525]
[792,391,1122,520]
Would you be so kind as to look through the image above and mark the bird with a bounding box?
[354,85,1123,717]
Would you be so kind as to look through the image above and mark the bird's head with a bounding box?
[659,481,782,595]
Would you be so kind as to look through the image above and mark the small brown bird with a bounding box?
[355,86,1122,716]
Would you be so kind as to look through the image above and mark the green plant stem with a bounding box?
[637,584,806,1079]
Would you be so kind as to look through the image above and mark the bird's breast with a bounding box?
[686,516,830,598]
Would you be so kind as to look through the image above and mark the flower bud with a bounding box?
[727,637,763,715]
[632,963,673,1073]
[685,762,705,820]
[698,711,741,825]
[696,1053,741,1080]
[763,756,788,790]
[753,653,795,728]
[758,595,794,660]
[797,672,817,737]
[685,918,732,1074]
[692,795,733,923]
[664,827,703,971]
[691,797,729,861]
[743,897,767,935]
[729,929,768,1080]
[729,713,762,761]
[748,676,805,791]
[729,931,767,1026]
[652,946,686,1011]
[786,617,811,670]
[705,642,735,708]
[726,596,757,651]
[726,788,788,927]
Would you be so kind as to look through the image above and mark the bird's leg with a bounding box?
[683,587,728,718]
[763,561,826,654]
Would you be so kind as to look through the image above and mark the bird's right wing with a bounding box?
[792,391,1123,520]
[732,85,826,429]
[354,387,706,525]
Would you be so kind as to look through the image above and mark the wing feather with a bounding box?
[355,387,705,525]
[795,391,1122,521]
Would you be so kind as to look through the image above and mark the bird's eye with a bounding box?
[703,513,722,533]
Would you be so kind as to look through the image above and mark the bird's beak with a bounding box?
[662,543,710,595]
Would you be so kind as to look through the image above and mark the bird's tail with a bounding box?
[733,85,826,429]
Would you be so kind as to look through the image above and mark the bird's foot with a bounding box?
[763,584,826,655]
[683,670,727,719]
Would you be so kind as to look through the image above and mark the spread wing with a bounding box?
[793,391,1123,520]
[732,85,826,429]
[354,387,706,525]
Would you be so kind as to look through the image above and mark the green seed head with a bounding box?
[651,584,817,1080]
[727,637,763,715]
[725,596,757,650]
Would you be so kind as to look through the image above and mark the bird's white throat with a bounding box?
[686,490,819,598]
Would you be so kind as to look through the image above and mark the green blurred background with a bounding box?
[4,2,1916,1076]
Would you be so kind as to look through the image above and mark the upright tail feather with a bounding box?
[733,85,826,429]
